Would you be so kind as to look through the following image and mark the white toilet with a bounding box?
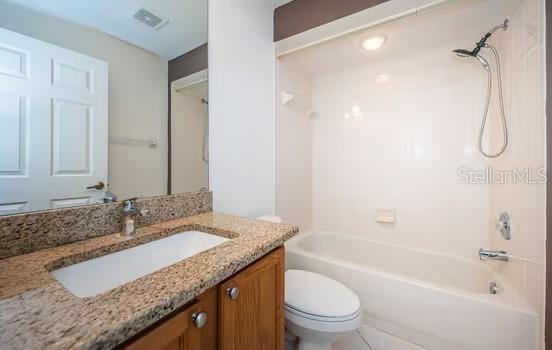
[255,216,362,349]
[285,270,362,350]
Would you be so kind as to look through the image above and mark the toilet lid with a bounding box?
[285,270,360,319]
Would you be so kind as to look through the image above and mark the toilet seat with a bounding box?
[284,270,361,332]
[285,307,361,334]
[285,304,361,322]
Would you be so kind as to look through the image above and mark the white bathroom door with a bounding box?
[0,27,108,215]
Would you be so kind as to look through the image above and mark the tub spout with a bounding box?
[479,248,508,261]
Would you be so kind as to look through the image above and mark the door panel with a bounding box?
[0,27,108,212]
[50,197,92,209]
[0,44,29,78]
[0,94,25,174]
[0,202,28,215]
[51,99,91,175]
[51,59,92,92]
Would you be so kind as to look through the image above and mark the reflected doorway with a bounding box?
[170,71,208,194]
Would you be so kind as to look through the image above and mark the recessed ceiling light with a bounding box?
[376,74,391,83]
[361,36,386,51]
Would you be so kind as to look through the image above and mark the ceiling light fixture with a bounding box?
[361,36,386,51]
[376,74,391,83]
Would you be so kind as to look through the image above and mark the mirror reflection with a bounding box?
[171,76,209,194]
[0,0,208,216]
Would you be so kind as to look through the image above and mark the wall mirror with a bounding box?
[0,0,208,216]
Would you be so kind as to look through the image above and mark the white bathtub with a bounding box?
[285,232,538,350]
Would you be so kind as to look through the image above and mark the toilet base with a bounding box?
[297,339,332,350]
[286,319,359,350]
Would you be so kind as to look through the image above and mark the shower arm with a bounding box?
[489,19,509,35]
[472,19,509,56]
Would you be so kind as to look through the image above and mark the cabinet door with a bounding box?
[219,247,285,350]
[125,287,217,350]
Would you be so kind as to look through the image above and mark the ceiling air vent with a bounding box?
[133,8,169,30]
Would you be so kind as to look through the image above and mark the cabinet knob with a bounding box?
[191,312,207,328]
[226,286,240,300]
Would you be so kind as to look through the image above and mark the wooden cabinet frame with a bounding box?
[124,247,284,350]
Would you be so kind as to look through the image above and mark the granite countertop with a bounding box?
[0,212,298,350]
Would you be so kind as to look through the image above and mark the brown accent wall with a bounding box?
[546,0,551,347]
[274,0,391,42]
[168,43,208,82]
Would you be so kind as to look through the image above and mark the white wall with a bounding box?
[208,0,275,217]
[0,2,168,200]
[488,0,546,347]
[275,60,312,229]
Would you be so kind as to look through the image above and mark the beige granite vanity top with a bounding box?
[0,212,298,350]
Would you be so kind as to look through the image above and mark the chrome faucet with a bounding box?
[479,248,508,261]
[121,198,148,236]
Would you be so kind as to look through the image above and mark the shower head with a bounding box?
[475,54,490,70]
[453,48,475,58]
[452,48,490,71]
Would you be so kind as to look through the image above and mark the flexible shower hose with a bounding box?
[478,44,508,158]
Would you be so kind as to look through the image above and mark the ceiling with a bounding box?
[274,0,294,8]
[6,0,207,60]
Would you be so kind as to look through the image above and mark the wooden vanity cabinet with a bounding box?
[218,247,285,350]
[125,287,217,350]
[124,247,284,350]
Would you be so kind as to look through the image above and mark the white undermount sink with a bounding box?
[51,231,229,298]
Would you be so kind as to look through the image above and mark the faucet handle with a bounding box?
[140,209,149,217]
[123,197,138,204]
[123,198,138,211]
